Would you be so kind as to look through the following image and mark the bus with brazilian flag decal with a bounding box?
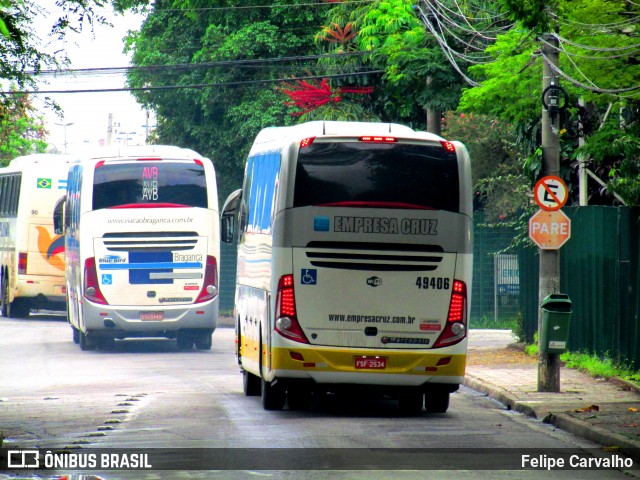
[221,121,473,413]
[0,154,76,318]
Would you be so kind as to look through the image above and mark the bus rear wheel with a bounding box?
[194,332,212,351]
[261,378,286,411]
[79,331,97,351]
[243,370,261,396]
[1,275,9,318]
[10,298,31,318]
[425,391,450,413]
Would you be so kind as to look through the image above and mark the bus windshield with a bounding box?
[92,162,208,210]
[294,141,459,212]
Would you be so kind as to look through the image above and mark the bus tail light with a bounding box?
[300,137,316,148]
[195,255,218,303]
[432,280,467,348]
[274,274,309,344]
[84,258,108,305]
[359,136,397,143]
[441,140,456,152]
[18,252,27,274]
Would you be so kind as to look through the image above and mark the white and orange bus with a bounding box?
[0,154,75,318]
[221,121,473,413]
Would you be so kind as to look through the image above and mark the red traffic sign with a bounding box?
[534,176,568,211]
[529,209,571,250]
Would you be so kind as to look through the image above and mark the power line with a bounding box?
[6,70,384,96]
[33,51,373,77]
[146,1,374,12]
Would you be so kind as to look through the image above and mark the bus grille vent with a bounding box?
[103,231,199,252]
[304,241,444,272]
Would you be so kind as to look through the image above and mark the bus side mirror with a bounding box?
[53,196,65,235]
[220,189,242,244]
[221,214,235,244]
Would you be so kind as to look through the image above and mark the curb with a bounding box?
[464,374,537,417]
[464,374,640,458]
[550,412,640,461]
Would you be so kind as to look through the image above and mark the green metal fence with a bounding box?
[520,206,640,369]
[471,213,523,322]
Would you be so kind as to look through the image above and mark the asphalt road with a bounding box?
[0,315,636,480]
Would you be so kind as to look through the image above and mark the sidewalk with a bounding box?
[466,329,640,460]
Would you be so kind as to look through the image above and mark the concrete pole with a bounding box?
[578,97,588,206]
[107,113,113,146]
[538,33,562,392]
[425,76,442,135]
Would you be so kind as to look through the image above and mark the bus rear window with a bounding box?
[92,162,208,210]
[294,142,459,212]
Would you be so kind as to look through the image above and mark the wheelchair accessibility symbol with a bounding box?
[301,269,317,285]
[101,274,113,285]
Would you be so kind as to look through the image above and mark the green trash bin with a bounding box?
[539,293,572,354]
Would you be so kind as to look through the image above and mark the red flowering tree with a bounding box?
[281,78,374,117]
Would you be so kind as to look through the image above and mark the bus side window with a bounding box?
[9,174,20,217]
[221,189,242,244]
[53,196,65,234]
[0,176,6,216]
[239,157,253,235]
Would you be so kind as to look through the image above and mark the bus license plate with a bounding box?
[355,356,386,370]
[140,311,164,321]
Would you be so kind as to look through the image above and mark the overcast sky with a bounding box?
[34,5,149,155]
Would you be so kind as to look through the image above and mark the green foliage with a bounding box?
[442,111,530,221]
[561,352,640,384]
[0,92,47,166]
[353,0,463,115]
[125,0,323,203]
[469,315,520,332]
[524,338,640,384]
[498,0,555,32]
[459,0,640,206]
[0,1,111,88]
[0,1,115,157]
[459,28,541,126]
[525,332,538,356]
[575,118,640,205]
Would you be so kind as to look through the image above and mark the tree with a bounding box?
[459,0,640,205]
[122,0,328,202]
[1,1,111,88]
[0,0,114,158]
[0,91,47,165]
[316,0,466,133]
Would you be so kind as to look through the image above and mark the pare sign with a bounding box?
[529,209,571,250]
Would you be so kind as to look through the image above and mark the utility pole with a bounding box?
[107,113,113,146]
[538,33,562,392]
[55,122,74,154]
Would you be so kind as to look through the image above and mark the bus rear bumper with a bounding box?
[81,297,219,337]
[267,345,466,388]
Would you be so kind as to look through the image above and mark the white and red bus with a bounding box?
[56,145,220,351]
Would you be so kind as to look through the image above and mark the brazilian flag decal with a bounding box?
[37,178,52,189]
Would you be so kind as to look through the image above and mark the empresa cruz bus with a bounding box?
[221,121,473,412]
